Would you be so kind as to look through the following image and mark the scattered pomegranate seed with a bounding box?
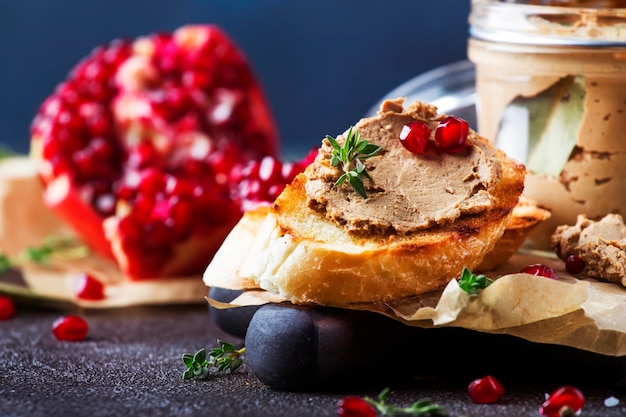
[565,255,585,275]
[75,273,106,301]
[520,264,559,280]
[52,315,89,341]
[0,295,16,320]
[539,386,585,417]
[468,375,504,404]
[399,121,431,155]
[337,396,377,417]
[435,116,469,154]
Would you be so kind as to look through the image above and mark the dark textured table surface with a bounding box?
[2,299,626,417]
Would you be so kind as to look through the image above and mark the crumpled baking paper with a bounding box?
[207,222,626,357]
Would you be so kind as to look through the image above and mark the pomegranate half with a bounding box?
[30,25,279,279]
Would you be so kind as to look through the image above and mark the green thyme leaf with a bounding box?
[182,340,246,380]
[23,235,89,265]
[181,348,211,380]
[326,126,382,199]
[0,235,89,277]
[457,267,493,295]
[364,387,448,416]
[0,254,13,274]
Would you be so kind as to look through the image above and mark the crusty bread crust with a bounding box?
[477,197,551,271]
[235,140,525,306]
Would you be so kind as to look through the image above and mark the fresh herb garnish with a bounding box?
[365,388,448,416]
[326,126,382,199]
[182,340,246,380]
[0,236,89,274]
[457,267,493,295]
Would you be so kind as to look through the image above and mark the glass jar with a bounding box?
[468,0,626,249]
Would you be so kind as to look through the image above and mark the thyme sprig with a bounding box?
[0,235,89,274]
[365,388,448,416]
[326,126,382,199]
[182,340,246,380]
[457,267,493,295]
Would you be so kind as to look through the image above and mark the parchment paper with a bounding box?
[206,218,626,357]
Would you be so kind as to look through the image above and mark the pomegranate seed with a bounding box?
[89,137,115,160]
[520,264,559,280]
[117,215,144,241]
[86,113,113,138]
[565,255,585,275]
[231,152,313,210]
[128,141,159,169]
[258,156,282,182]
[83,61,109,82]
[435,116,469,154]
[540,386,585,417]
[132,194,155,218]
[0,295,16,320]
[165,177,195,198]
[182,70,211,90]
[468,375,504,404]
[399,121,430,155]
[52,315,89,341]
[138,168,166,196]
[182,159,210,178]
[56,109,83,132]
[167,198,194,239]
[75,273,106,300]
[337,396,376,417]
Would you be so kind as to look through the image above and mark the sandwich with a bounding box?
[205,98,527,306]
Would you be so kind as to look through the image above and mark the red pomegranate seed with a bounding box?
[75,273,106,301]
[89,138,115,162]
[399,121,430,155]
[138,168,166,196]
[258,156,282,182]
[231,153,313,210]
[52,315,89,341]
[468,375,504,404]
[337,396,377,417]
[539,386,585,417]
[145,221,172,247]
[0,295,16,320]
[128,141,159,169]
[435,116,469,154]
[166,198,194,239]
[565,255,585,275]
[520,264,559,280]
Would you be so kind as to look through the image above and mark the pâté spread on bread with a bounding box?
[552,213,626,287]
[205,98,527,306]
[306,99,512,237]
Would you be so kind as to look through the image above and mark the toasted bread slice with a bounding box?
[206,98,526,306]
[477,197,551,271]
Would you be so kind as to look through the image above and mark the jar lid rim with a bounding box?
[470,27,626,46]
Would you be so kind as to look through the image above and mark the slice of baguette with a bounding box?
[206,98,526,306]
[477,197,551,271]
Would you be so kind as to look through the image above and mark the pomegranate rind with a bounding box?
[43,175,114,259]
[104,214,238,280]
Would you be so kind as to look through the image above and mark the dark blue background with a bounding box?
[0,1,470,158]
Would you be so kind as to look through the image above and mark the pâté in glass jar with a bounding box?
[468,0,626,249]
